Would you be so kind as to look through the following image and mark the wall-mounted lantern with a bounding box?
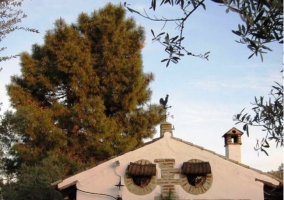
[115,180,124,200]
[114,160,124,200]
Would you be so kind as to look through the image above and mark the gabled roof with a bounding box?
[53,125,282,188]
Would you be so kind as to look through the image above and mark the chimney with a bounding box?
[160,122,173,137]
[222,127,243,163]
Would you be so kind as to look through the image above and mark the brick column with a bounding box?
[154,159,180,200]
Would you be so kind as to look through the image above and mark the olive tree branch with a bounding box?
[124,0,210,66]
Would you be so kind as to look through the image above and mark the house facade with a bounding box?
[55,122,282,200]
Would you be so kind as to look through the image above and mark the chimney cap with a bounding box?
[222,127,243,138]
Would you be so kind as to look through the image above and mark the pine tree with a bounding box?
[5,3,164,175]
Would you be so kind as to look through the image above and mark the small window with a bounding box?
[180,159,213,195]
[124,160,157,195]
[133,176,151,187]
[187,174,206,186]
[126,162,156,187]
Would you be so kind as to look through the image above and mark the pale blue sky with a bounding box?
[0,0,282,171]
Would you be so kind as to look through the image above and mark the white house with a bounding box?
[54,122,282,200]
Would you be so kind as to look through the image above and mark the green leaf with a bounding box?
[166,59,170,67]
[171,58,178,64]
[261,45,272,51]
[177,37,184,42]
[175,0,183,8]
[151,29,155,37]
[126,7,140,14]
[260,52,263,62]
[150,0,156,10]
[200,2,206,10]
[156,32,165,37]
[260,148,269,156]
[172,56,180,61]
[246,115,251,121]
[241,113,247,121]
[228,6,239,13]
[241,25,246,33]
[254,9,265,24]
[232,30,242,36]
[248,53,254,59]
[192,0,196,8]
[243,124,247,131]
[226,7,230,13]
[170,35,179,42]
[264,139,270,148]
[249,40,257,48]
[236,114,241,119]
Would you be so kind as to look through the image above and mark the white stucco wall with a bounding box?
[225,144,241,163]
[58,132,279,200]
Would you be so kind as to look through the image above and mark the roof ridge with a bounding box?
[53,133,282,187]
[170,135,282,183]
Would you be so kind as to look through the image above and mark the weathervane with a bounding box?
[159,94,173,121]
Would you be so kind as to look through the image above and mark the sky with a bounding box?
[0,0,282,172]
